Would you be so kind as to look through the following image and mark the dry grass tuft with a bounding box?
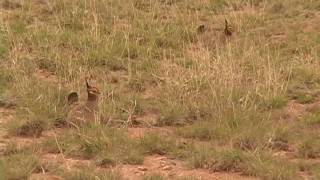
[0,0,320,179]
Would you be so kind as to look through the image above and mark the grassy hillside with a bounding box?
[0,0,320,179]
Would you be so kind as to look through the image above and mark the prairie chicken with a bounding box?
[66,78,100,127]
[224,19,233,36]
[197,24,205,34]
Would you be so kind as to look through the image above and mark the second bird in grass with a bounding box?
[224,19,233,37]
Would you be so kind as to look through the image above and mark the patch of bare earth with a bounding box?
[127,127,174,139]
[278,97,320,122]
[41,153,93,170]
[126,108,175,138]
[34,69,58,83]
[6,128,64,149]
[36,152,259,179]
[119,155,258,180]
[29,153,94,179]
[273,97,320,179]
[125,112,257,179]
[17,65,320,179]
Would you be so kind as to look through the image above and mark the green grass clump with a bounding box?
[0,69,12,96]
[42,124,144,165]
[177,121,230,141]
[262,95,288,110]
[0,161,7,180]
[7,79,69,136]
[297,138,320,159]
[178,109,272,151]
[187,146,298,180]
[0,28,8,59]
[142,173,166,180]
[187,148,249,172]
[0,151,41,180]
[62,168,123,180]
[140,133,193,160]
[140,133,178,155]
[245,153,298,180]
[303,111,320,127]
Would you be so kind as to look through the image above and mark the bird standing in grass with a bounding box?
[66,78,100,128]
[197,24,206,34]
[224,19,233,37]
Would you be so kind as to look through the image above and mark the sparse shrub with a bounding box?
[211,150,248,172]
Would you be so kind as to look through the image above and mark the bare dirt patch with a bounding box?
[127,127,174,139]
[34,69,58,83]
[119,155,258,180]
[41,153,93,170]
[279,97,320,121]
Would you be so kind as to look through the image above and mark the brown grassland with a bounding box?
[0,0,320,179]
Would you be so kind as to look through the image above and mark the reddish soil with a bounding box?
[127,127,174,139]
[118,155,259,180]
